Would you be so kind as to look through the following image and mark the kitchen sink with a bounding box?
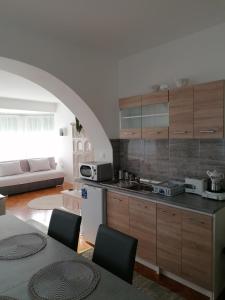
[101,180,153,194]
[128,183,153,193]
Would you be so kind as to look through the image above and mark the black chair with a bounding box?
[48,209,81,251]
[92,224,138,284]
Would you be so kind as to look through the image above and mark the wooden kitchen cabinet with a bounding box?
[107,191,130,234]
[194,80,225,139]
[142,91,169,139]
[169,86,194,138]
[129,197,156,264]
[119,96,142,139]
[181,211,212,290]
[157,204,182,275]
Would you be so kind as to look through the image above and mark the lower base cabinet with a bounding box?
[106,191,129,235]
[157,204,182,275]
[181,211,212,290]
[129,197,156,264]
[106,191,213,292]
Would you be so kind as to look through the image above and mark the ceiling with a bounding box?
[0,0,225,57]
[0,71,59,103]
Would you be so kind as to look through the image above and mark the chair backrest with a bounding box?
[92,224,138,284]
[48,209,81,251]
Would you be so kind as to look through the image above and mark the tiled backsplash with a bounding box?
[111,139,225,181]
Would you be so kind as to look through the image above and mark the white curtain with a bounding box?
[0,114,57,161]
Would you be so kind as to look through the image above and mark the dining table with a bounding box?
[0,215,152,300]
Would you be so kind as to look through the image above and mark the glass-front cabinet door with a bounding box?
[141,91,169,139]
[119,96,142,139]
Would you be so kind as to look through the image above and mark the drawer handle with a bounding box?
[157,131,161,134]
[199,129,216,134]
[174,131,188,134]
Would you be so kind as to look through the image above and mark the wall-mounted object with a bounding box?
[59,128,67,136]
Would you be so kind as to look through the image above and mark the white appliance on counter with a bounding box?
[185,177,207,196]
[81,185,106,244]
[79,162,112,181]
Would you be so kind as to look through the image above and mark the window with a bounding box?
[0,113,56,161]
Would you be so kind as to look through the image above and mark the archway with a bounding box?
[0,57,112,162]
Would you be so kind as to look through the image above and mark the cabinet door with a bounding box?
[157,204,182,275]
[182,211,212,290]
[169,87,194,138]
[107,191,129,234]
[129,197,156,264]
[119,96,142,139]
[142,91,169,139]
[194,81,224,138]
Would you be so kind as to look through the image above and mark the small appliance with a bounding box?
[79,162,112,182]
[202,170,225,201]
[207,170,224,192]
[185,177,207,196]
[152,180,184,197]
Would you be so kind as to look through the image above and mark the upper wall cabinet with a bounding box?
[194,80,225,139]
[169,87,194,139]
[119,79,225,140]
[141,91,169,139]
[119,96,142,139]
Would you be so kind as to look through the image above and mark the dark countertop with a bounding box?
[76,179,225,215]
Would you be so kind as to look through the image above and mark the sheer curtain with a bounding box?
[0,114,57,161]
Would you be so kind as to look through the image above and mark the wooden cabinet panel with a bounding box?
[119,96,142,139]
[129,197,156,264]
[107,192,129,234]
[194,80,224,138]
[142,127,168,139]
[119,96,141,109]
[120,128,141,139]
[142,91,168,106]
[157,204,182,275]
[169,87,194,138]
[182,211,212,290]
[141,91,169,140]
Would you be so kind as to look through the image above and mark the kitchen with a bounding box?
[79,80,225,300]
[0,2,225,300]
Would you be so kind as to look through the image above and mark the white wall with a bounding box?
[0,97,57,112]
[0,27,118,139]
[54,103,75,183]
[118,22,225,98]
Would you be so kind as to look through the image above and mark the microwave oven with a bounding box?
[79,162,113,182]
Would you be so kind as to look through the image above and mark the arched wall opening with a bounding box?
[0,57,113,162]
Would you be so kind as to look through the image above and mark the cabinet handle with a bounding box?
[199,129,216,134]
[157,131,161,134]
[174,131,188,134]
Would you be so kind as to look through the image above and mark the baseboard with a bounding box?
[135,256,212,299]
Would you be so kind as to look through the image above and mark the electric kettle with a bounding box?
[206,170,224,192]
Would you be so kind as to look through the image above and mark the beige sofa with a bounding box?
[0,157,64,196]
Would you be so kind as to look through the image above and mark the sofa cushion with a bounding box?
[48,157,57,169]
[0,161,23,177]
[28,158,51,172]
